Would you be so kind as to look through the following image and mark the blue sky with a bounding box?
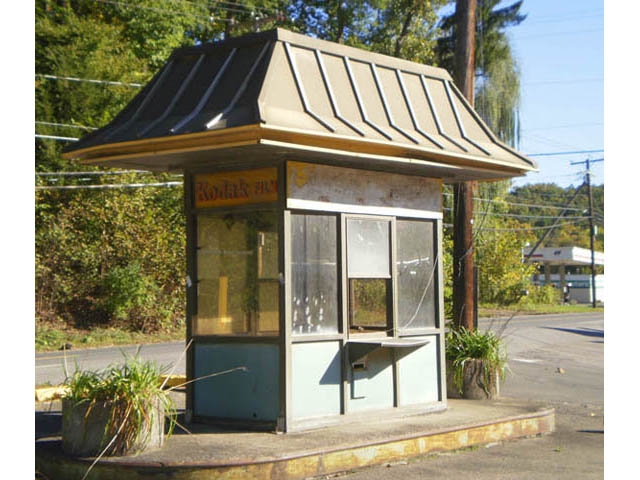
[503,0,604,188]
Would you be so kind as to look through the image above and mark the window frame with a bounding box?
[287,211,442,343]
[193,209,281,338]
[289,211,341,337]
[395,217,440,335]
[342,214,397,338]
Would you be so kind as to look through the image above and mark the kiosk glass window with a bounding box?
[291,214,339,335]
[195,211,279,336]
[396,220,436,329]
[346,218,391,333]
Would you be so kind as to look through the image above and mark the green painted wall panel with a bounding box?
[397,335,440,405]
[347,346,394,412]
[193,343,280,421]
[291,341,342,419]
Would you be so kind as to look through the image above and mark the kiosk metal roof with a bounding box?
[63,28,536,181]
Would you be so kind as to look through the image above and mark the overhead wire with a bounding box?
[35,170,167,177]
[92,0,228,22]
[36,121,97,131]
[36,73,143,88]
[35,181,183,191]
[442,192,586,212]
[35,134,79,142]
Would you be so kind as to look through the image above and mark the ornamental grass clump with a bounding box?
[62,356,176,457]
[445,327,508,397]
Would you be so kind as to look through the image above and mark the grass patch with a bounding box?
[35,325,184,352]
[479,303,603,318]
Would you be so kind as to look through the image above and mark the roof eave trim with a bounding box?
[62,124,263,163]
[64,123,536,177]
[258,124,537,175]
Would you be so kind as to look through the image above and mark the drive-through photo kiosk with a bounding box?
[63,28,535,432]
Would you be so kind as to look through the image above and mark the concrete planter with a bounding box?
[446,358,500,400]
[62,398,165,457]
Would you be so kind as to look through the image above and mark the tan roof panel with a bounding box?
[63,28,536,181]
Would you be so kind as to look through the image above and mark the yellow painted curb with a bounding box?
[35,386,69,403]
[35,407,555,480]
[159,374,187,389]
[35,376,186,403]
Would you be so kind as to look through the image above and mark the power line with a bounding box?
[443,206,586,220]
[443,218,589,231]
[522,122,603,132]
[36,73,143,88]
[516,27,603,40]
[36,170,162,177]
[523,78,603,86]
[36,121,97,131]
[478,218,590,232]
[35,134,79,142]
[35,181,182,191]
[442,192,586,212]
[93,0,227,22]
[527,149,604,157]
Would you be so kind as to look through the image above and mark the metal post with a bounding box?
[586,159,598,308]
[571,157,603,308]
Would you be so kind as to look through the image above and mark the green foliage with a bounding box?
[436,1,526,147]
[35,0,603,336]
[367,0,447,64]
[35,182,185,332]
[445,327,507,396]
[35,327,66,349]
[99,262,167,331]
[63,355,176,456]
[507,183,604,253]
[475,217,537,305]
[518,284,562,306]
[442,233,454,319]
[287,0,445,62]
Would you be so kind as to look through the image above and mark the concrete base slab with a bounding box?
[36,398,554,480]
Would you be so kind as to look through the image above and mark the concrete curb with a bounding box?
[35,405,555,480]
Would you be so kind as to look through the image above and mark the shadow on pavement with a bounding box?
[36,411,62,440]
[542,327,603,339]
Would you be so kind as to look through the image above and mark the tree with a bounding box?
[287,0,377,45]
[437,0,526,146]
[368,0,447,64]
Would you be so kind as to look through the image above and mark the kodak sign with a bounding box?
[194,168,278,208]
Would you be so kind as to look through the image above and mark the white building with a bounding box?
[523,246,604,304]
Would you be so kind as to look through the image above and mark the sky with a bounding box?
[502,0,604,188]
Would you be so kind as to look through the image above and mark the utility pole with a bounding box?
[524,183,585,262]
[452,0,477,331]
[571,157,603,308]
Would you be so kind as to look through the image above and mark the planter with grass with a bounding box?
[61,357,176,457]
[445,327,507,400]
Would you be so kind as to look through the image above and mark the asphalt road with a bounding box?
[35,312,605,478]
[35,341,187,386]
[35,312,602,388]
[342,311,605,480]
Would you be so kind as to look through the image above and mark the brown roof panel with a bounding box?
[63,28,536,181]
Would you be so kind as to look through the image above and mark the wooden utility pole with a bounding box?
[452,0,477,331]
[571,157,603,308]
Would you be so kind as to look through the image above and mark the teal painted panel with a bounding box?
[193,343,279,421]
[348,346,394,412]
[397,335,440,405]
[291,341,342,419]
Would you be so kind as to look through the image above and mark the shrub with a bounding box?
[99,262,167,331]
[445,327,508,396]
[63,356,176,456]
